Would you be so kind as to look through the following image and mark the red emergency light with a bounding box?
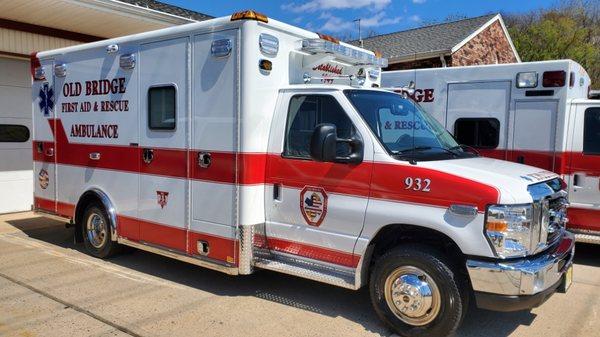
[30,52,46,81]
[542,70,566,87]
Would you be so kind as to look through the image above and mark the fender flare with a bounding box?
[76,188,118,242]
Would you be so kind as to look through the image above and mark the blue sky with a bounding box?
[164,0,557,38]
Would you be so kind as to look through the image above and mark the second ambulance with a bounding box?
[32,12,574,337]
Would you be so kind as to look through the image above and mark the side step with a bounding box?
[254,251,357,290]
[573,232,600,245]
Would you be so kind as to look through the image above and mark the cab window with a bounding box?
[584,108,600,155]
[284,95,354,159]
[454,118,500,149]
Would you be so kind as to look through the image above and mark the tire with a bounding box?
[370,244,468,337]
[81,203,120,258]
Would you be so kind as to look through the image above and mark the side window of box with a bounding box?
[148,85,176,130]
[583,108,600,155]
[454,118,500,149]
[283,95,354,159]
[0,124,30,143]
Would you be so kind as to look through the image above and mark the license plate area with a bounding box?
[558,265,573,293]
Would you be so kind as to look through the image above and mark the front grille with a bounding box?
[547,196,568,245]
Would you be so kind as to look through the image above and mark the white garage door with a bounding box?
[0,57,33,213]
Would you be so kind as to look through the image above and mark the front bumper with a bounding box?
[466,230,575,311]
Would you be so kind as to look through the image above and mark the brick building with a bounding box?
[351,14,520,71]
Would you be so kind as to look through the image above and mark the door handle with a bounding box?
[45,148,54,157]
[142,148,154,164]
[89,152,101,161]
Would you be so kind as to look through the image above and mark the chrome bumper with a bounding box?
[466,230,575,296]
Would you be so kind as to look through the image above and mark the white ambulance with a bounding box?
[32,11,574,337]
[382,61,600,244]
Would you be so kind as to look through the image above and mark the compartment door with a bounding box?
[511,100,558,170]
[189,30,239,264]
[138,37,189,252]
[446,81,510,158]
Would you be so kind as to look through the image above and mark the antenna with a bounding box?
[354,18,362,47]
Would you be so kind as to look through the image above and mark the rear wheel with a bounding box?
[82,203,120,258]
[370,245,467,337]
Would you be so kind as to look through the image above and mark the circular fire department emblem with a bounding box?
[38,169,49,189]
[300,186,328,227]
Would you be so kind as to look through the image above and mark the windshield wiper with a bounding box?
[397,146,460,157]
[449,145,480,156]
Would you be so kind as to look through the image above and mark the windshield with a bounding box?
[344,90,475,161]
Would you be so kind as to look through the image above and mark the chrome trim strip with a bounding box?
[238,223,257,275]
[117,237,239,275]
[467,230,575,296]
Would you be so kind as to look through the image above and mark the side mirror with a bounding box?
[310,123,364,164]
[310,124,337,162]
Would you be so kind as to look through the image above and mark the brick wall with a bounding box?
[451,20,518,66]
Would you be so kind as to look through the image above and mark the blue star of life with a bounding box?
[39,83,54,116]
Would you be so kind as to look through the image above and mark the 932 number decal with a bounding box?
[404,177,431,192]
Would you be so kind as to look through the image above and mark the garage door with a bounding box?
[0,57,33,213]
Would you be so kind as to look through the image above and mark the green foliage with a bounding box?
[505,0,600,88]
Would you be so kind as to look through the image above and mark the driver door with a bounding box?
[264,91,373,268]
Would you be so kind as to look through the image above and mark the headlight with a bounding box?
[485,204,537,258]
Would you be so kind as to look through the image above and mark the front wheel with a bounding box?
[82,203,120,258]
[370,245,468,337]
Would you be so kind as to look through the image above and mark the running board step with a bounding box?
[574,233,600,245]
[254,252,357,290]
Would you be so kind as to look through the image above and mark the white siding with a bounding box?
[0,28,80,56]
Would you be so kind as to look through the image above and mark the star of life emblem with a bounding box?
[38,83,54,116]
[157,191,169,209]
[300,186,328,227]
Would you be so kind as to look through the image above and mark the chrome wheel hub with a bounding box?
[86,213,107,249]
[384,266,441,326]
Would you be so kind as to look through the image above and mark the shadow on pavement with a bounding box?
[8,215,593,337]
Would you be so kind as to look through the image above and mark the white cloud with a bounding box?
[283,0,391,13]
[412,0,426,4]
[408,14,421,22]
[318,11,401,33]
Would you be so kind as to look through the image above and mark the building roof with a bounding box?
[349,13,499,62]
[117,0,213,21]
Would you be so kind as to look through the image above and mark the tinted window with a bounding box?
[454,118,500,149]
[0,125,30,142]
[284,95,354,158]
[584,108,600,155]
[148,86,176,130]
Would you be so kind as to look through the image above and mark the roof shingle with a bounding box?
[117,0,213,21]
[349,14,498,61]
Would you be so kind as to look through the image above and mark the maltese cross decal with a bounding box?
[38,83,54,116]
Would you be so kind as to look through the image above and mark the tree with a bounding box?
[505,0,600,88]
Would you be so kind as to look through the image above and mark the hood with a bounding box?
[420,157,559,204]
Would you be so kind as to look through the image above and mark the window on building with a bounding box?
[148,86,176,130]
[454,118,500,148]
[284,95,354,159]
[584,108,600,155]
[0,124,30,143]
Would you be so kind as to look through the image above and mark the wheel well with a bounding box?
[74,192,104,242]
[362,224,467,285]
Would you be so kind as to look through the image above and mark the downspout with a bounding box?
[440,55,447,67]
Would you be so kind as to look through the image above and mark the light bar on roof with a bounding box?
[301,38,388,68]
